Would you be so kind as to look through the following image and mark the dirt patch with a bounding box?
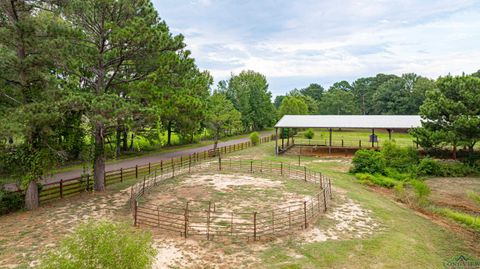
[182,173,283,191]
[303,195,380,243]
[0,189,131,267]
[427,177,480,214]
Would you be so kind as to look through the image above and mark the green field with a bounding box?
[293,128,415,148]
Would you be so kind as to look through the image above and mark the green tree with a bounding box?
[299,83,324,100]
[145,50,211,145]
[206,92,242,152]
[352,74,398,115]
[0,1,65,209]
[58,0,176,191]
[319,89,359,115]
[278,96,308,117]
[372,74,434,115]
[273,95,285,109]
[221,70,275,130]
[418,75,480,158]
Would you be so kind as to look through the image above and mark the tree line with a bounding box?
[0,0,275,209]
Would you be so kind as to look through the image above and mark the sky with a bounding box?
[152,0,480,96]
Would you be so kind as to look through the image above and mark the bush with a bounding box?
[410,179,431,204]
[351,149,386,174]
[250,132,260,146]
[355,173,400,188]
[417,157,441,176]
[0,190,24,215]
[381,142,419,172]
[40,220,156,269]
[417,158,476,177]
[303,129,315,140]
[384,167,411,181]
[436,207,480,231]
[467,191,480,205]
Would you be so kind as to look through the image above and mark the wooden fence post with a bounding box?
[60,179,63,198]
[189,155,191,173]
[134,201,138,226]
[328,178,332,199]
[207,201,211,240]
[250,160,253,173]
[160,160,163,176]
[304,167,307,182]
[359,140,362,148]
[323,189,328,212]
[135,165,138,179]
[120,168,123,182]
[142,176,146,195]
[154,168,157,185]
[104,171,107,187]
[280,162,283,176]
[303,201,308,229]
[218,156,222,171]
[184,202,189,238]
[253,211,257,241]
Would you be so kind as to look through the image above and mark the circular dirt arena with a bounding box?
[130,159,332,242]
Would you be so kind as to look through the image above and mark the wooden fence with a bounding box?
[131,158,333,241]
[38,134,276,204]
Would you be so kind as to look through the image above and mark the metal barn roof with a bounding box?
[275,115,422,129]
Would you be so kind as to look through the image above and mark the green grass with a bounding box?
[222,140,480,268]
[434,207,480,232]
[295,128,415,148]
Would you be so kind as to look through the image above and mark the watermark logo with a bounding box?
[444,255,480,269]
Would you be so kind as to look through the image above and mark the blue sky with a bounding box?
[152,0,480,96]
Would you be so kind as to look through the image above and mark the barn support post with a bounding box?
[287,128,290,147]
[329,128,332,154]
[275,127,278,155]
[371,128,375,148]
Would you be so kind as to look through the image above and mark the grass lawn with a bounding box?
[294,128,415,148]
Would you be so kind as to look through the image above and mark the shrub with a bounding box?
[303,129,315,140]
[351,149,386,174]
[417,157,441,176]
[467,191,480,205]
[436,207,480,231]
[381,142,419,172]
[355,173,400,188]
[40,220,156,269]
[384,167,411,181]
[0,190,24,215]
[417,158,475,177]
[250,132,260,146]
[410,179,431,204]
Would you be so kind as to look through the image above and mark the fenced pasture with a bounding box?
[130,158,332,241]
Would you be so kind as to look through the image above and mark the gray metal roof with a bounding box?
[275,115,422,129]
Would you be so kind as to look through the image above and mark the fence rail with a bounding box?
[37,134,276,204]
[131,158,333,241]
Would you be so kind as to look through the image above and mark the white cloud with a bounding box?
[154,0,480,94]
